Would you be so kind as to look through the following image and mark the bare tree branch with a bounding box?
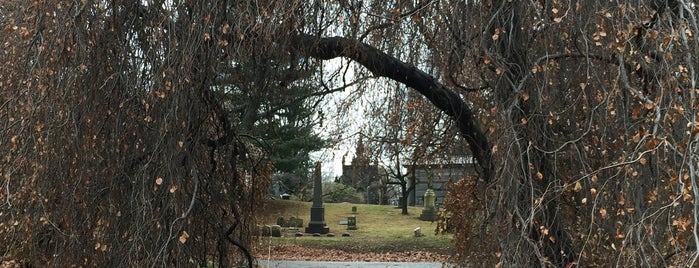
[290,34,494,181]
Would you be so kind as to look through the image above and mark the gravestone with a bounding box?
[260,225,272,237]
[276,217,286,227]
[347,215,357,230]
[414,227,423,237]
[288,216,303,228]
[419,188,438,221]
[351,206,357,214]
[271,225,282,237]
[305,162,329,234]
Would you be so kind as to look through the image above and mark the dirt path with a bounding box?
[257,260,454,268]
[253,244,450,263]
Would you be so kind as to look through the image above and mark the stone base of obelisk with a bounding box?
[305,207,329,234]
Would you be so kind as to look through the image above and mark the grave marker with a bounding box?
[305,162,329,234]
[347,215,357,230]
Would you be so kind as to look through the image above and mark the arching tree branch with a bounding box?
[289,34,494,181]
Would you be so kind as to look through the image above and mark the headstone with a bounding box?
[294,218,304,228]
[351,206,357,214]
[312,233,321,237]
[271,225,282,237]
[305,162,329,234]
[347,215,357,230]
[295,232,303,237]
[287,216,297,227]
[425,189,436,208]
[342,231,351,237]
[281,193,291,200]
[420,188,438,221]
[414,227,423,237]
[326,233,335,237]
[260,225,272,237]
[276,217,286,227]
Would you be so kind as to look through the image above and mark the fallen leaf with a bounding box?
[179,231,189,244]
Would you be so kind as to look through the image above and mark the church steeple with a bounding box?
[352,137,369,166]
[339,136,381,204]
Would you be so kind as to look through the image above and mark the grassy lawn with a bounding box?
[258,200,454,254]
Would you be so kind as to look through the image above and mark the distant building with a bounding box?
[406,156,477,206]
[340,139,475,206]
[338,139,389,204]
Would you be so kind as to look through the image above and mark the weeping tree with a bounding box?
[3,0,699,267]
[435,0,699,266]
[0,0,307,266]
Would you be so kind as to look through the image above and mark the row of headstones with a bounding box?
[259,225,351,237]
[261,206,360,237]
[295,231,351,237]
[259,225,284,237]
[276,216,303,228]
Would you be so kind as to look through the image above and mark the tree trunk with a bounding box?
[486,1,573,266]
[401,181,409,215]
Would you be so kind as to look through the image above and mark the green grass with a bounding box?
[258,200,453,254]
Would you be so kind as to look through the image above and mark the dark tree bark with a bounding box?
[387,175,415,215]
[290,34,494,181]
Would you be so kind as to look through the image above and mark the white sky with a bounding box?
[309,58,369,180]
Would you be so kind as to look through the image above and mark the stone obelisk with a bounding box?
[305,161,329,234]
